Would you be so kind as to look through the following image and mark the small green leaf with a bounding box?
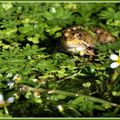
[33,98,42,104]
[2,3,13,11]
[82,82,91,88]
[56,95,66,100]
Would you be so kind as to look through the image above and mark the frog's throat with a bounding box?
[66,46,86,53]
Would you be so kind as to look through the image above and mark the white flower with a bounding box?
[13,74,19,80]
[110,54,119,61]
[110,54,120,68]
[57,105,64,112]
[0,94,14,107]
[0,94,5,105]
[13,74,21,82]
[7,97,14,103]
[7,81,14,88]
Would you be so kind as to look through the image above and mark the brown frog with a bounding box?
[61,26,116,57]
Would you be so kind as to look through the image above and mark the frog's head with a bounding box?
[61,26,96,56]
[63,30,85,47]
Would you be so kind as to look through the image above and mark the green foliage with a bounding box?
[0,3,120,117]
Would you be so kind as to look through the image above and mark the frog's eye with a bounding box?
[77,33,82,39]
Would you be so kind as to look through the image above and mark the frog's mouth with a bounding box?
[66,45,86,53]
[66,44,84,48]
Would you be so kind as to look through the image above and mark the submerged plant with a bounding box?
[0,3,120,117]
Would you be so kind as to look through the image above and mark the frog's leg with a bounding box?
[86,49,95,58]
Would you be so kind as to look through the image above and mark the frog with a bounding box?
[61,26,116,57]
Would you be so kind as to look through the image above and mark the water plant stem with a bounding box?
[22,85,120,108]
